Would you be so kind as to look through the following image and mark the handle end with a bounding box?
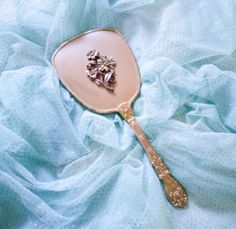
[162,174,188,208]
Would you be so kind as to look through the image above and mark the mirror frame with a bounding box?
[51,28,141,114]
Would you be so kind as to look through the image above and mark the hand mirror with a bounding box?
[52,28,187,208]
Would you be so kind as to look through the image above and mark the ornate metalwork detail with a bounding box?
[86,50,116,92]
[147,147,187,207]
[162,174,188,208]
[117,102,135,123]
[118,102,188,208]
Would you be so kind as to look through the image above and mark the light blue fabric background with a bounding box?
[0,0,236,228]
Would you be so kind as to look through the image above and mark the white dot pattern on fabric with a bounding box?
[0,0,236,228]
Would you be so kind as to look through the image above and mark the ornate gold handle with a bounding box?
[117,102,188,208]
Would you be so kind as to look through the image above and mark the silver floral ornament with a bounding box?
[86,50,117,92]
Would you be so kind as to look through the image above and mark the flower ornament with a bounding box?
[86,50,117,92]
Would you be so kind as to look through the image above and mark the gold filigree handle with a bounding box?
[117,102,188,208]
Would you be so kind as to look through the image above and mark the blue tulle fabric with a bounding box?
[0,1,236,228]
